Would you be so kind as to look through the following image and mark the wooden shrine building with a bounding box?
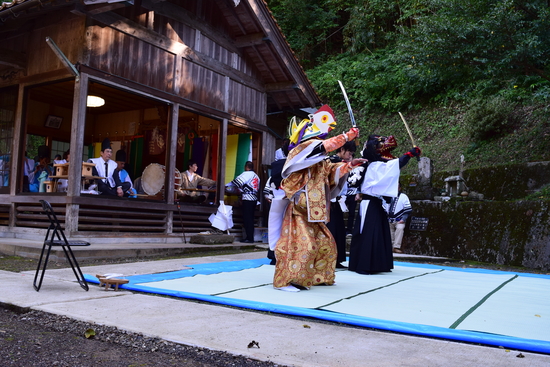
[0,0,321,242]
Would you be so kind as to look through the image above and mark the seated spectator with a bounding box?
[22,151,35,192]
[29,145,53,192]
[53,154,65,165]
[114,150,137,198]
[176,159,216,203]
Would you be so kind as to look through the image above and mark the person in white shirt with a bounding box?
[88,138,130,197]
[387,183,412,253]
[227,161,260,243]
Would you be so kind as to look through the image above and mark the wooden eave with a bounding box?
[212,0,320,112]
[0,0,320,113]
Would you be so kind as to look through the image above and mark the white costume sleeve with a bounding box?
[360,159,400,198]
[281,141,326,179]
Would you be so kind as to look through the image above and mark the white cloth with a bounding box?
[281,140,326,179]
[209,201,234,231]
[359,159,400,197]
[88,157,118,188]
[185,170,195,181]
[358,159,401,233]
[267,188,288,251]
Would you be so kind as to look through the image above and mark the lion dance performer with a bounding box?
[348,135,421,274]
[272,105,366,292]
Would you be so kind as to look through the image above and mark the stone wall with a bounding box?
[404,161,550,201]
[402,199,550,271]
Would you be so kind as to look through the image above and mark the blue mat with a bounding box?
[85,259,550,354]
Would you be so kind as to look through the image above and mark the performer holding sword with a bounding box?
[337,82,421,274]
[272,98,367,291]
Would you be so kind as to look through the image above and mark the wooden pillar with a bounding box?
[217,75,230,200]
[65,73,89,234]
[8,85,26,228]
[217,118,228,201]
[165,103,179,234]
[9,85,25,197]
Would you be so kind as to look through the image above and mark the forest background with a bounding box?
[266,0,550,199]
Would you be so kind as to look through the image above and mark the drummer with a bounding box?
[89,138,131,197]
[176,159,216,204]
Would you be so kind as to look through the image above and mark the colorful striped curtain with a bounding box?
[235,133,251,179]
[224,134,239,184]
[223,133,252,183]
[130,137,144,178]
[210,134,218,181]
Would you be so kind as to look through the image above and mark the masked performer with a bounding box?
[348,135,421,274]
[272,105,366,292]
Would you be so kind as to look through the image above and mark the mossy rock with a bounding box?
[189,234,235,244]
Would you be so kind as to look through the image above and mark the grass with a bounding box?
[350,102,550,176]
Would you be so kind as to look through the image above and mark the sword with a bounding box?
[398,112,420,161]
[338,80,356,128]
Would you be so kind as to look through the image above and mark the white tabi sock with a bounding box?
[275,285,300,292]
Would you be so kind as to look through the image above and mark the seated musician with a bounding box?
[88,138,130,197]
[176,159,215,203]
[28,145,53,192]
[114,150,137,198]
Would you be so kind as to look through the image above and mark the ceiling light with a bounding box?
[87,95,105,107]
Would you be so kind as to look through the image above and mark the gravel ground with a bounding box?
[0,251,284,367]
[0,307,280,367]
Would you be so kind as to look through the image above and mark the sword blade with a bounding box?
[398,112,420,161]
[398,112,417,147]
[338,80,357,127]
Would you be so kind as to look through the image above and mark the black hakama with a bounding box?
[348,195,394,274]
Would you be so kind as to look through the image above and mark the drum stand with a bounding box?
[175,200,187,243]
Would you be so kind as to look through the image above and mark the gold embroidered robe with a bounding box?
[273,140,349,289]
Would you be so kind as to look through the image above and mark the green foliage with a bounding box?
[524,184,550,200]
[463,96,515,142]
[344,0,434,54]
[398,0,550,99]
[268,0,550,111]
[268,0,550,174]
[26,135,46,159]
[307,49,439,113]
[266,0,344,67]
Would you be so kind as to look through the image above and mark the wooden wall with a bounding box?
[26,15,87,77]
[86,4,267,126]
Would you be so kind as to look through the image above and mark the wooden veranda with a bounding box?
[0,0,321,242]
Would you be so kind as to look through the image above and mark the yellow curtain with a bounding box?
[224,134,239,184]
